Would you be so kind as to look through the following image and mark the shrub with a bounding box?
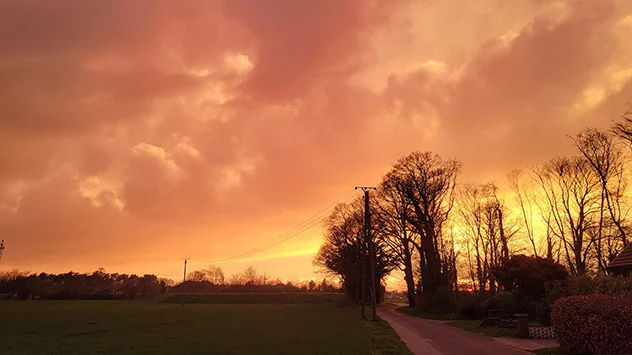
[419,286,457,314]
[457,299,485,319]
[454,291,486,319]
[551,292,632,355]
[483,291,523,319]
[492,255,568,302]
[566,274,632,296]
[537,275,632,326]
[536,281,568,325]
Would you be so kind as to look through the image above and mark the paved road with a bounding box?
[378,307,531,355]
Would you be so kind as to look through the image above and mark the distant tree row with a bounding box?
[0,268,167,300]
[316,103,632,309]
[178,265,340,294]
[0,266,340,300]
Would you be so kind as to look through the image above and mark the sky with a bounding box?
[0,0,631,286]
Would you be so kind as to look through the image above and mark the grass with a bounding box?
[533,347,566,355]
[159,292,346,304]
[368,318,413,355]
[447,319,519,338]
[0,300,408,355]
[396,306,458,320]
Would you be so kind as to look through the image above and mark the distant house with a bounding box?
[607,244,632,277]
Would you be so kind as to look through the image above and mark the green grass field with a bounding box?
[0,299,410,355]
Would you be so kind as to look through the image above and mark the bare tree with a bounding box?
[457,184,487,294]
[376,170,419,306]
[573,128,629,271]
[575,128,629,241]
[187,265,225,284]
[508,169,540,257]
[204,265,225,285]
[187,270,208,282]
[612,102,632,146]
[485,183,517,262]
[531,156,601,274]
[387,151,461,297]
[457,183,518,294]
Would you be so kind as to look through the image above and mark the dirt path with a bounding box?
[378,307,532,355]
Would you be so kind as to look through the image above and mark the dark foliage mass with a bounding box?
[552,292,632,355]
[315,151,459,307]
[0,269,166,300]
[492,255,569,301]
[314,201,395,304]
[171,279,340,295]
[0,266,340,301]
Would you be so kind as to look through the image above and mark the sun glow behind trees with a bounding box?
[317,110,632,302]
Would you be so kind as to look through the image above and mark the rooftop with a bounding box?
[608,244,632,272]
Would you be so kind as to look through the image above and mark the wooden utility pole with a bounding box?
[0,240,5,267]
[356,186,377,321]
[360,245,367,319]
[181,258,189,306]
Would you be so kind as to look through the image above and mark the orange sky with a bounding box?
[1,0,631,287]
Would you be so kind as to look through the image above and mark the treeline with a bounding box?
[176,265,340,294]
[0,266,340,300]
[315,151,459,308]
[0,268,167,300]
[316,104,632,310]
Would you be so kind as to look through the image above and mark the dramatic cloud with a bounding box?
[0,0,630,281]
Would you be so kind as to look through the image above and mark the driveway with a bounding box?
[378,306,532,355]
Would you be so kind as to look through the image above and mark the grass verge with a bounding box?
[369,318,413,355]
[396,306,458,320]
[447,319,519,338]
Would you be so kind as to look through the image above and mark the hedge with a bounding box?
[551,292,632,355]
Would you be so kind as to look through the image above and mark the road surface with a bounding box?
[378,306,531,355]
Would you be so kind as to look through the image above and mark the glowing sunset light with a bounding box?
[0,0,630,291]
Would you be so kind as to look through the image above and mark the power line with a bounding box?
[192,189,361,265]
[192,190,359,265]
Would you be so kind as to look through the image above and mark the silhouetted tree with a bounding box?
[187,265,225,284]
[508,170,546,257]
[376,170,419,306]
[573,128,628,260]
[388,151,461,297]
[457,183,518,295]
[612,102,632,147]
[0,269,165,300]
[531,156,601,274]
[492,255,568,302]
[314,200,395,304]
[204,265,225,285]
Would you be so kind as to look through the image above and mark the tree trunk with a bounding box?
[496,206,509,261]
[404,263,416,307]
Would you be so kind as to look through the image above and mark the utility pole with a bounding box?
[360,240,367,319]
[182,258,189,284]
[356,186,377,321]
[0,240,5,267]
[181,258,189,306]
